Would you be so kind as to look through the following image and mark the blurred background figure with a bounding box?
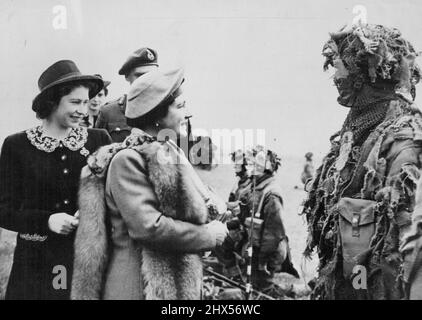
[80,74,110,128]
[301,152,314,186]
[228,149,251,203]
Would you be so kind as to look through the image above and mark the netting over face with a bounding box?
[323,24,420,106]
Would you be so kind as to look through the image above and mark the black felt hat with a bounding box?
[32,60,104,111]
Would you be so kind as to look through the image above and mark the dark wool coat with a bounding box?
[71,131,217,300]
[0,127,111,300]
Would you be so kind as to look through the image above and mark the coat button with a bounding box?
[115,127,121,131]
[63,168,69,175]
[55,203,60,209]
[63,199,69,205]
[61,154,67,161]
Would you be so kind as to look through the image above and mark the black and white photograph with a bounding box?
[0,0,422,306]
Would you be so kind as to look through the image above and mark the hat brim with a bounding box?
[32,74,104,106]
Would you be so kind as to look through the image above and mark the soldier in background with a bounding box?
[213,150,251,282]
[80,74,110,128]
[228,149,251,203]
[95,47,158,142]
[301,152,314,186]
[215,146,299,298]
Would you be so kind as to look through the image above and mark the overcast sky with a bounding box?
[1,0,422,157]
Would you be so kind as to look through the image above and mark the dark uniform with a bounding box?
[228,176,251,203]
[95,95,132,143]
[0,126,111,299]
[80,115,98,128]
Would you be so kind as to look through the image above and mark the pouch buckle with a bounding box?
[352,214,360,237]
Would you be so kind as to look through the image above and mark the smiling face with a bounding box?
[158,91,188,136]
[89,89,106,115]
[47,86,90,129]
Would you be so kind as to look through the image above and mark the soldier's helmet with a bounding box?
[322,23,420,105]
[245,145,281,176]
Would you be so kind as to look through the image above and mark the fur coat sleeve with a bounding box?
[107,148,216,252]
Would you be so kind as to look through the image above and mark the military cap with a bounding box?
[118,47,159,76]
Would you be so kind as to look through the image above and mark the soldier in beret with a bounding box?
[95,47,159,142]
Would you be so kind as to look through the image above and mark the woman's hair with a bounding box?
[126,94,175,129]
[32,81,96,119]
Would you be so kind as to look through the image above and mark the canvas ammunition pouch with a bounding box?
[337,197,377,278]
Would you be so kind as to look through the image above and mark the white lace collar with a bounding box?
[26,126,89,156]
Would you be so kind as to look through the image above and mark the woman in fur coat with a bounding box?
[72,68,229,300]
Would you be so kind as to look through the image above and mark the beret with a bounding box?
[126,68,184,119]
[118,47,158,76]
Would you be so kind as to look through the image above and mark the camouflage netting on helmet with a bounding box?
[323,24,420,105]
[245,145,281,174]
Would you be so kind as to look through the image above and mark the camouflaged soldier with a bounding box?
[216,146,299,298]
[95,47,158,142]
[303,24,422,300]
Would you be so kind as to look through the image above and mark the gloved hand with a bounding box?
[227,217,241,230]
[206,220,229,246]
[227,201,241,216]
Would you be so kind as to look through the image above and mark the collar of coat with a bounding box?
[72,129,212,300]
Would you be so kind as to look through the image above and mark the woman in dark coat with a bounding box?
[0,60,111,299]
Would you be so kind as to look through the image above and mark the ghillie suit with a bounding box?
[303,24,422,300]
[72,131,219,300]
